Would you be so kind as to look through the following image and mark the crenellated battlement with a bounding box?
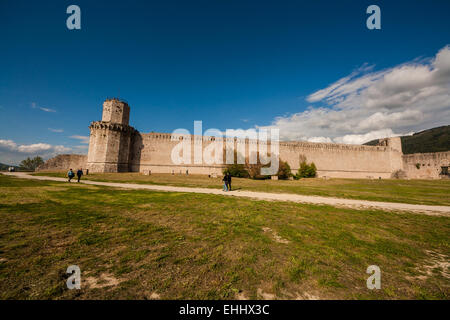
[279,141,391,152]
[139,132,393,152]
[89,121,137,134]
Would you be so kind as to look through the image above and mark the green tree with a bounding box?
[296,161,317,179]
[19,156,44,171]
[309,162,317,177]
[277,160,292,180]
[224,151,250,178]
[224,151,271,180]
[245,152,271,180]
[223,164,249,178]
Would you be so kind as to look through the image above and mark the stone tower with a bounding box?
[378,137,404,174]
[86,99,137,172]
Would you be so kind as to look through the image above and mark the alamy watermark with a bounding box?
[66,5,379,31]
[170,121,280,175]
[366,5,381,30]
[66,265,81,289]
[66,5,81,30]
[366,265,381,290]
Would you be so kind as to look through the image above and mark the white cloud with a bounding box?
[333,129,397,145]
[48,128,64,133]
[259,45,450,144]
[0,140,17,150]
[0,139,72,165]
[70,135,90,144]
[0,139,71,154]
[305,136,333,143]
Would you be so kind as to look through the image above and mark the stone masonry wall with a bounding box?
[37,154,87,171]
[87,121,135,172]
[402,151,450,179]
[128,133,403,179]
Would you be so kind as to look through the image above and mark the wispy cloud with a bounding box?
[48,128,64,133]
[0,139,71,154]
[40,107,56,113]
[70,135,90,144]
[259,45,450,144]
[31,102,56,113]
[73,145,89,151]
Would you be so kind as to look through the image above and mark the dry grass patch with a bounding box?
[84,273,123,289]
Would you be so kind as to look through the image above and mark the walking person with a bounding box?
[76,168,83,183]
[67,169,75,182]
[226,173,232,191]
[222,173,228,191]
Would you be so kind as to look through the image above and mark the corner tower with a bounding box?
[377,137,404,175]
[87,99,137,172]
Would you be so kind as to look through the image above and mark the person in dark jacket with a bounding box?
[222,173,228,191]
[68,169,75,182]
[76,168,83,182]
[226,173,232,191]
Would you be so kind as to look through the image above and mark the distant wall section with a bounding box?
[403,151,450,179]
[280,137,403,179]
[37,154,87,171]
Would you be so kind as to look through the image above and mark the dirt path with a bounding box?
[4,172,450,216]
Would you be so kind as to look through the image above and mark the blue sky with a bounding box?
[1,0,450,164]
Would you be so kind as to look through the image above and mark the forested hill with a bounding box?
[363,125,450,154]
[0,163,19,171]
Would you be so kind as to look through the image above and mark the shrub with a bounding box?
[224,152,288,180]
[296,161,317,179]
[223,164,249,178]
[277,160,292,180]
[246,161,271,180]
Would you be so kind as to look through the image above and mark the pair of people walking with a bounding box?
[68,168,83,182]
[222,173,232,191]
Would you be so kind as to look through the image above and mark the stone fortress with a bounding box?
[39,98,450,179]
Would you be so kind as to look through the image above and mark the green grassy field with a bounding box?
[33,171,450,206]
[0,174,449,299]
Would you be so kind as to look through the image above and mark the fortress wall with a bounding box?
[87,122,133,172]
[87,126,113,172]
[117,131,132,171]
[37,154,87,171]
[129,133,402,178]
[402,151,450,179]
[129,133,227,175]
[97,129,131,172]
[279,140,400,179]
[87,127,106,171]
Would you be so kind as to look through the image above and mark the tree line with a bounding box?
[18,156,44,171]
[224,153,316,180]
